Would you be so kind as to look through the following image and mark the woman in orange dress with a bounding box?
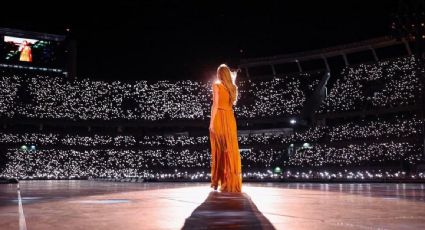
[209,64,242,192]
[19,40,32,62]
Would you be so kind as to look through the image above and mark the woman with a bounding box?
[19,40,32,62]
[209,64,242,192]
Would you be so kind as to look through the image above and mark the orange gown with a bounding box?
[19,46,32,62]
[210,81,242,192]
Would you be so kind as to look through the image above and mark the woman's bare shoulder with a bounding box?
[212,80,222,89]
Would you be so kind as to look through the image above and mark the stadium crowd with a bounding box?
[319,56,420,113]
[0,115,422,179]
[0,116,420,147]
[0,71,321,121]
[0,55,424,181]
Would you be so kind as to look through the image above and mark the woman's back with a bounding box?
[214,81,233,111]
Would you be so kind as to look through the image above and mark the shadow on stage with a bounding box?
[181,191,275,230]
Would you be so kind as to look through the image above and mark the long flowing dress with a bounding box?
[19,45,32,62]
[210,81,242,192]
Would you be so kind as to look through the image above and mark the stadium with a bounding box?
[1,1,425,230]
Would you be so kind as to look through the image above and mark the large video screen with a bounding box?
[0,35,65,68]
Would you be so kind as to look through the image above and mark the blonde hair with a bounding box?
[217,64,238,105]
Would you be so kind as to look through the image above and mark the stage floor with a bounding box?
[0,181,424,229]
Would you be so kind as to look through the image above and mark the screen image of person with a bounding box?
[19,40,32,62]
[3,36,37,63]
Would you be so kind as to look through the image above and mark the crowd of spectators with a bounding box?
[0,55,424,180]
[319,56,420,113]
[0,71,322,121]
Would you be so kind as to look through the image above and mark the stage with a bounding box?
[0,181,424,229]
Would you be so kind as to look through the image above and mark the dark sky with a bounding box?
[0,1,415,81]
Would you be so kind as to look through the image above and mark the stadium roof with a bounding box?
[0,27,66,41]
[239,36,407,68]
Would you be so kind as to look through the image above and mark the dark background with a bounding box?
[0,0,417,81]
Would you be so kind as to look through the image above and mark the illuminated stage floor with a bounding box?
[1,181,425,229]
